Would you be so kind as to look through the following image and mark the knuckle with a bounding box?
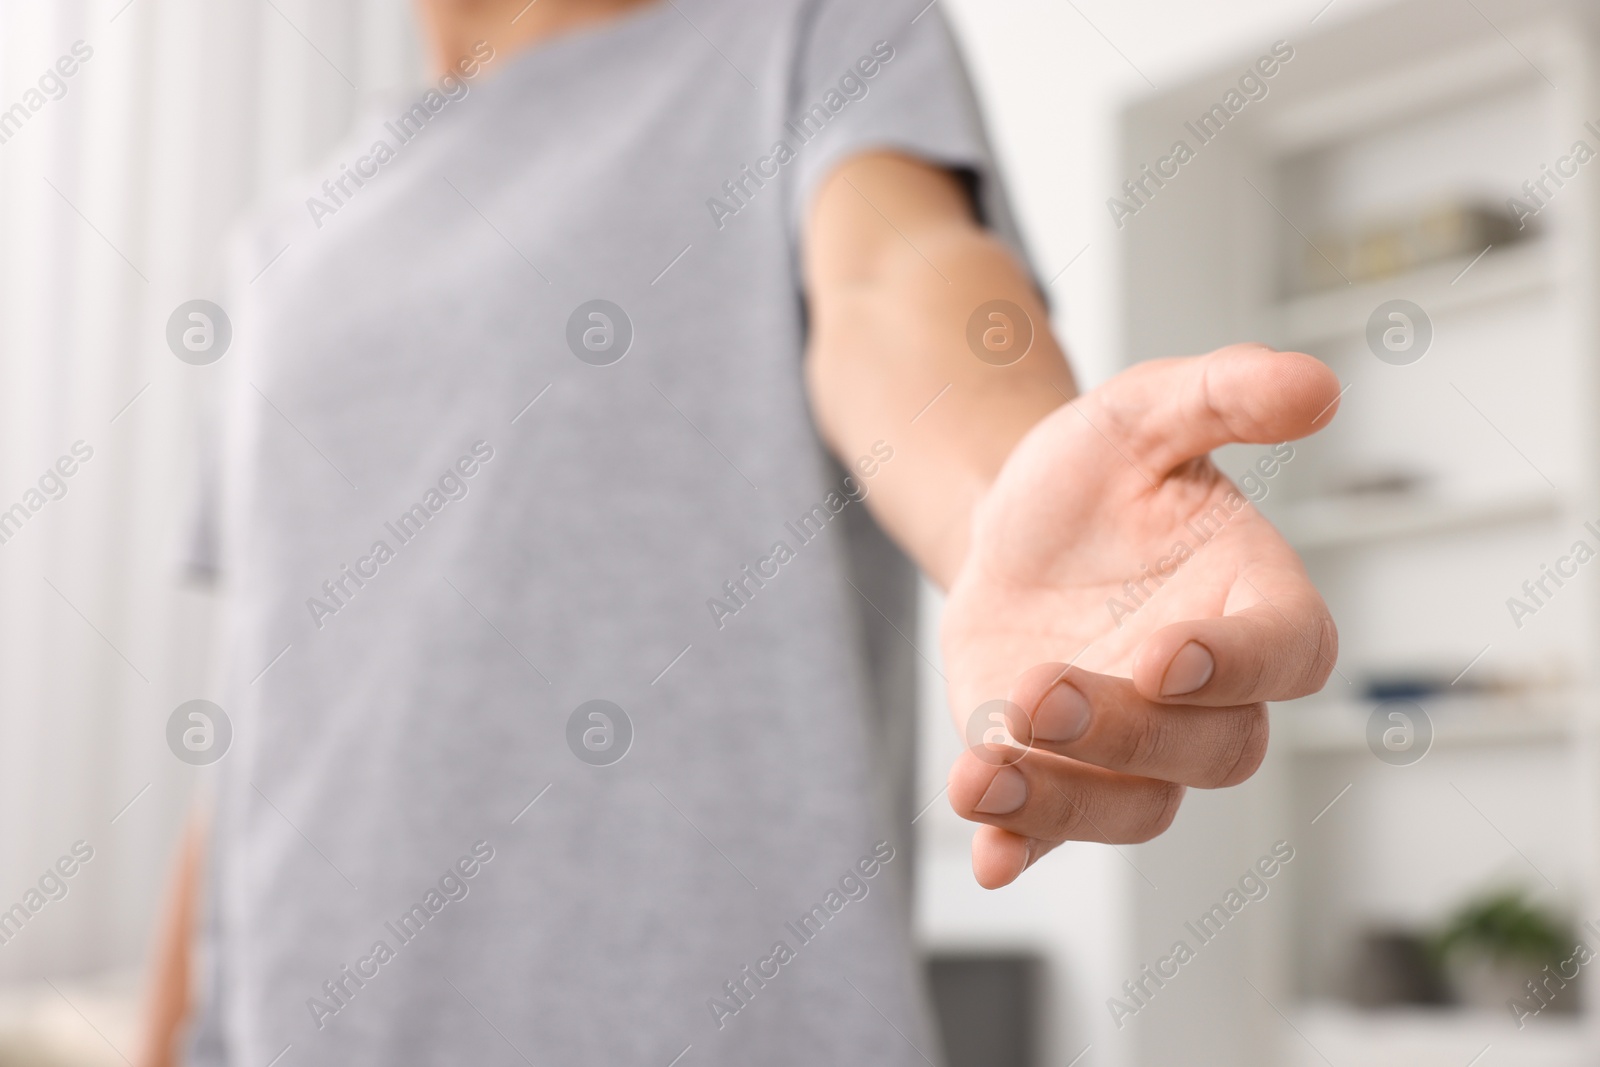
[1128,781,1186,844]
[1301,657,1332,695]
[1283,608,1338,697]
[1239,625,1273,697]
[1048,787,1092,841]
[1038,774,1094,841]
[1109,705,1168,772]
[1302,614,1339,691]
[1210,705,1270,787]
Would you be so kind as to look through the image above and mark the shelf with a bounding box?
[1112,9,1600,1066]
[1266,488,1562,550]
[1292,1003,1593,1067]
[1282,692,1585,755]
[1266,238,1554,350]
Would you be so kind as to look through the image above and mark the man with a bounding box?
[139,0,1339,1063]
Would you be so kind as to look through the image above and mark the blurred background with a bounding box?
[0,0,1591,1065]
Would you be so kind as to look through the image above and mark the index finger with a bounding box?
[1132,578,1338,706]
[1006,662,1270,788]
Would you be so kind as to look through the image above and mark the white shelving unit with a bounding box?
[1293,1003,1590,1067]
[1268,236,1555,349]
[1265,488,1563,550]
[1116,2,1600,1065]
[1282,692,1587,754]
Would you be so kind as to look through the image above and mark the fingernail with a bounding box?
[1161,641,1215,696]
[974,766,1027,815]
[1032,682,1091,742]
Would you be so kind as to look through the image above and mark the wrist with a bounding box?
[926,386,1074,588]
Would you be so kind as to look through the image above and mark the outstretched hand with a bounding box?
[940,344,1341,888]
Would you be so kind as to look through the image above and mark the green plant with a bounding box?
[1431,889,1571,966]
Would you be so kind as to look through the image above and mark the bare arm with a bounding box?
[804,151,1341,887]
[135,813,202,1067]
[803,152,1073,589]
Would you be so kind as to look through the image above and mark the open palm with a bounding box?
[941,345,1341,887]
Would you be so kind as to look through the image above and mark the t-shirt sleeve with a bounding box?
[786,0,1033,269]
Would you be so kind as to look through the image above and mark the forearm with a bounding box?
[804,156,1076,587]
[136,813,202,1067]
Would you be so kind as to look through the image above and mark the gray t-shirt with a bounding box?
[189,2,1023,1063]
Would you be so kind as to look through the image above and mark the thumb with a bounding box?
[1091,344,1342,477]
